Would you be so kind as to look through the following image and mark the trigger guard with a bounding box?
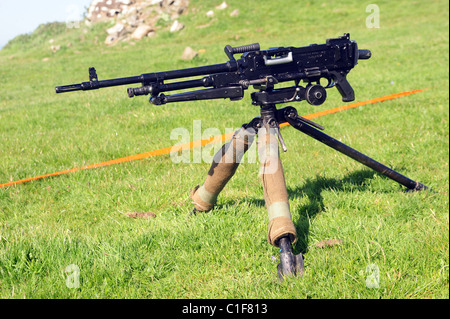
[324,77,335,88]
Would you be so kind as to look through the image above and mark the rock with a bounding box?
[215,1,228,10]
[230,9,239,17]
[206,10,214,17]
[105,34,118,45]
[106,22,125,35]
[131,24,153,40]
[125,14,140,27]
[181,46,198,60]
[170,20,184,32]
[50,45,61,53]
[87,0,123,22]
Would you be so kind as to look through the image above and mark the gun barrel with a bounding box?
[55,75,143,93]
[55,84,83,93]
[55,61,238,94]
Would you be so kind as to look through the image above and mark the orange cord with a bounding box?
[0,89,427,188]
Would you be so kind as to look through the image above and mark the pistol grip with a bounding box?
[330,71,355,102]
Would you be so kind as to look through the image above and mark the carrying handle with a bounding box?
[224,43,260,60]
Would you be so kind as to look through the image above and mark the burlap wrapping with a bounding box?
[190,124,297,248]
[267,216,297,246]
[190,126,255,211]
[258,127,297,247]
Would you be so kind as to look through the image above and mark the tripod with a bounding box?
[190,85,429,279]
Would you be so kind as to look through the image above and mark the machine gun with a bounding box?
[56,33,370,105]
[55,34,428,280]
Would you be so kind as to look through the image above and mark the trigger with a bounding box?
[324,77,335,88]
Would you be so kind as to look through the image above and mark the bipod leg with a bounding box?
[190,119,258,213]
[282,107,430,191]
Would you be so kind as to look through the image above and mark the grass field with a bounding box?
[0,0,448,299]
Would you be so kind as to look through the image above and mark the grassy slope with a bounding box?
[0,0,448,298]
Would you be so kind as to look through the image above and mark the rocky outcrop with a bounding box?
[79,0,240,60]
[86,0,189,45]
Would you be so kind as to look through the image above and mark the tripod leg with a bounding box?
[258,125,303,278]
[190,125,256,212]
[285,110,430,191]
[277,236,305,279]
[257,126,298,247]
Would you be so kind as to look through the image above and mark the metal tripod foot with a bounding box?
[277,236,304,280]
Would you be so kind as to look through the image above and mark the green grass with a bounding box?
[0,0,448,299]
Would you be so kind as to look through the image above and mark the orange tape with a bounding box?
[0,89,427,188]
[279,88,427,127]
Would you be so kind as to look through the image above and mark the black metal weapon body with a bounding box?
[55,34,429,279]
[55,33,370,104]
